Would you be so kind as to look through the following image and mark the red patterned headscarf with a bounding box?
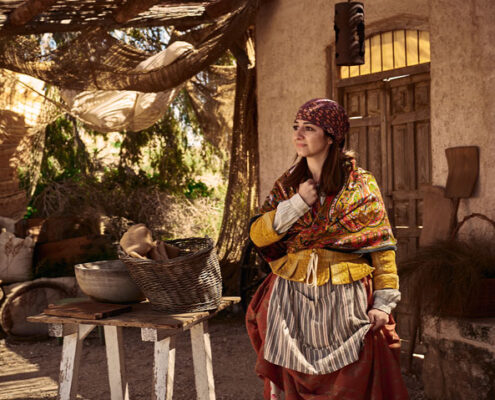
[294,98,350,143]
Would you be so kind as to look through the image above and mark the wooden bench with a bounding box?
[27,297,240,400]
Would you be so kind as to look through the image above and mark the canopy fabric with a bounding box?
[0,0,259,92]
[186,65,235,152]
[0,70,58,218]
[60,41,194,133]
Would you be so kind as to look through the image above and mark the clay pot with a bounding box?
[75,260,145,303]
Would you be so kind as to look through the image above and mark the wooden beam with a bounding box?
[205,0,243,18]
[7,0,58,27]
[113,0,160,24]
[0,14,207,36]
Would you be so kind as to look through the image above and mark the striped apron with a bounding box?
[264,275,371,375]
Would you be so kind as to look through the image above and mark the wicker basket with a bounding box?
[119,237,222,313]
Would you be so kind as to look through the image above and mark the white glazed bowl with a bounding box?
[74,260,145,303]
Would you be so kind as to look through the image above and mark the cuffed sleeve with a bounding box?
[371,250,399,290]
[273,194,310,234]
[372,288,401,314]
[250,210,285,247]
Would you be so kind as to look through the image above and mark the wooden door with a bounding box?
[338,64,431,262]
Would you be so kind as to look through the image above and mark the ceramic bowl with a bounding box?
[74,260,145,303]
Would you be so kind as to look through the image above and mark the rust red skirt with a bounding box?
[245,274,409,400]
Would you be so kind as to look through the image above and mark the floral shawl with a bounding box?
[256,159,396,262]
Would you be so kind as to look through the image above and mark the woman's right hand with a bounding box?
[298,179,318,206]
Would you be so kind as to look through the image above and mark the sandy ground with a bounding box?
[0,311,425,400]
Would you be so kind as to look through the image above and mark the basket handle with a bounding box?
[451,213,495,240]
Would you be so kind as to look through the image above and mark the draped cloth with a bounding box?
[246,273,410,400]
[257,160,397,266]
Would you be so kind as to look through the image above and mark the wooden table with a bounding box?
[27,297,240,400]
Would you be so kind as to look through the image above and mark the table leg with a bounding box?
[58,324,95,400]
[190,321,215,400]
[104,326,130,400]
[141,328,176,400]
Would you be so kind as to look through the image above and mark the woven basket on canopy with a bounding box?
[119,237,222,313]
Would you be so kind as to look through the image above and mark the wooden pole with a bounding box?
[7,0,58,26]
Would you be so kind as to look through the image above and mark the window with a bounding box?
[340,30,430,79]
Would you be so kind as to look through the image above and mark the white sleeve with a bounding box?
[372,289,401,314]
[273,193,310,234]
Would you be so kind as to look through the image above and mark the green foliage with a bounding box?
[23,206,38,219]
[23,26,229,251]
[185,179,212,199]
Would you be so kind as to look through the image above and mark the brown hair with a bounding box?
[282,142,354,195]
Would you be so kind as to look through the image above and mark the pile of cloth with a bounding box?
[119,224,180,261]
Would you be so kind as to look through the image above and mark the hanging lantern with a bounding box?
[334,2,365,66]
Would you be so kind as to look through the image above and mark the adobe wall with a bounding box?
[429,0,495,235]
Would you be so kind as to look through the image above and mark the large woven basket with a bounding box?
[119,237,222,313]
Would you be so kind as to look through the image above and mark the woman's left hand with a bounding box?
[367,309,389,331]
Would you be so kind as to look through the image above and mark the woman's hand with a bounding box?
[298,179,318,206]
[368,308,389,331]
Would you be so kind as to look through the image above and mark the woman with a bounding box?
[246,98,409,400]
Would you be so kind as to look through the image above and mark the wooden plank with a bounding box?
[359,126,368,169]
[406,121,417,228]
[393,30,406,69]
[367,126,382,183]
[414,80,430,110]
[392,124,407,191]
[406,30,419,66]
[391,190,423,200]
[380,85,389,199]
[381,31,394,71]
[44,302,132,320]
[416,121,431,187]
[366,88,381,116]
[394,227,422,238]
[349,65,359,78]
[104,326,130,400]
[190,321,215,400]
[419,185,455,247]
[359,38,371,75]
[347,92,362,116]
[370,34,382,74]
[342,80,383,93]
[349,116,380,128]
[387,72,430,87]
[348,128,360,159]
[340,66,349,80]
[58,324,95,400]
[390,109,430,125]
[337,63,430,88]
[359,89,366,116]
[141,328,177,342]
[151,335,176,400]
[419,31,431,63]
[28,297,240,330]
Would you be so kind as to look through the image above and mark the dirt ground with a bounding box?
[0,310,425,400]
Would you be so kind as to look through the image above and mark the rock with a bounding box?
[422,316,495,400]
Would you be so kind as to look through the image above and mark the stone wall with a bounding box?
[422,316,495,400]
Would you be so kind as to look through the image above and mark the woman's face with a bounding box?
[292,119,333,159]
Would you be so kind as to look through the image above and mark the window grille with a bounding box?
[340,30,430,79]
